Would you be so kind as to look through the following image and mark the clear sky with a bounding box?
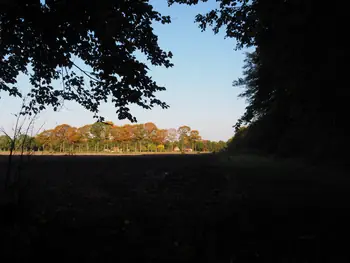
[0,0,249,141]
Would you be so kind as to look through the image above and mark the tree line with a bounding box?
[0,122,226,153]
[1,0,345,162]
[169,0,346,162]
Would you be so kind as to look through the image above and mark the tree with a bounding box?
[78,124,92,142]
[154,129,168,145]
[144,122,158,143]
[148,143,157,152]
[119,125,134,152]
[168,0,257,49]
[144,122,157,132]
[143,122,159,151]
[31,121,224,153]
[36,129,54,151]
[90,122,107,142]
[0,135,11,151]
[189,130,201,151]
[201,140,209,152]
[1,0,173,121]
[169,0,348,160]
[77,124,92,151]
[195,140,205,152]
[110,125,122,143]
[16,134,37,151]
[66,126,81,145]
[157,144,165,152]
[177,126,191,151]
[132,124,147,152]
[214,141,227,152]
[52,124,72,151]
[166,128,178,151]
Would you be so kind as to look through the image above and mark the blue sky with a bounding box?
[0,0,249,141]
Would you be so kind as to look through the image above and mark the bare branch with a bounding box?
[71,62,102,83]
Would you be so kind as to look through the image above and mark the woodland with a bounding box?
[0,122,226,153]
[0,1,348,262]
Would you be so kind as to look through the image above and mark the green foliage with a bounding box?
[0,135,11,150]
[1,0,173,121]
[90,122,110,142]
[16,134,38,151]
[147,143,157,152]
[0,133,38,151]
[133,124,147,142]
[195,141,205,152]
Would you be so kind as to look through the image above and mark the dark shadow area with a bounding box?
[1,154,349,262]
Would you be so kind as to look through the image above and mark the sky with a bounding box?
[0,0,249,141]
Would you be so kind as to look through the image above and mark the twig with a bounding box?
[71,62,101,83]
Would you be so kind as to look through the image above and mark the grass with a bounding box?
[0,153,349,262]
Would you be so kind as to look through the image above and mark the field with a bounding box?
[0,154,349,262]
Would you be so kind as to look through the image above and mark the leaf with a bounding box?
[0,0,172,121]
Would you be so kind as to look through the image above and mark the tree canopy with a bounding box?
[0,0,173,121]
[170,0,346,160]
[0,121,227,153]
[2,0,346,160]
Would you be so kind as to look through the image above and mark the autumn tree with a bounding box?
[36,129,54,151]
[66,126,81,145]
[143,122,158,150]
[0,0,173,121]
[31,122,222,153]
[153,129,168,152]
[51,124,72,152]
[132,124,147,152]
[119,125,134,152]
[78,125,92,141]
[144,122,157,141]
[49,124,79,152]
[110,126,122,144]
[154,129,168,148]
[189,130,201,151]
[177,126,191,151]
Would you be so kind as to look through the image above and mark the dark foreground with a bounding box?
[0,154,349,262]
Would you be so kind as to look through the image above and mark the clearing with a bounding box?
[0,154,349,262]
